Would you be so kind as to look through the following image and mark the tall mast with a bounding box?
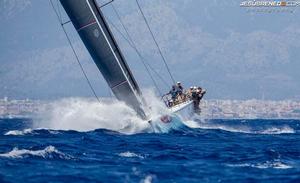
[60,0,146,119]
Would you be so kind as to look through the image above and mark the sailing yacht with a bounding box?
[57,0,201,131]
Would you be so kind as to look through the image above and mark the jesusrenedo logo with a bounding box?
[240,1,300,13]
[240,1,300,7]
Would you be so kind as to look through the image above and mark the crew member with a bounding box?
[194,87,206,114]
[176,82,185,101]
[186,86,194,98]
[165,85,178,107]
[190,87,198,113]
[168,85,178,99]
[197,87,206,101]
[176,82,183,94]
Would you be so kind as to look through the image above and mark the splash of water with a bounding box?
[34,98,149,134]
[33,90,179,134]
[33,89,294,135]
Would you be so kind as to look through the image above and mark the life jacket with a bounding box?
[170,89,177,98]
[191,91,197,99]
[177,85,183,94]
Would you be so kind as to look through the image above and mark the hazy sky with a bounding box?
[1,0,300,100]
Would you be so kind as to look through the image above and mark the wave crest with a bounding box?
[227,161,292,169]
[118,151,144,159]
[4,129,61,136]
[185,118,296,135]
[4,128,34,136]
[259,126,295,134]
[0,146,72,159]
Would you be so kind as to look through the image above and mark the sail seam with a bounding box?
[111,80,128,89]
[109,4,164,96]
[77,20,97,31]
[86,0,137,97]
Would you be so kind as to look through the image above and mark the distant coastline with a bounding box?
[0,97,299,119]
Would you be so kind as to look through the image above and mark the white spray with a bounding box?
[33,89,173,134]
[34,98,148,134]
[32,89,295,135]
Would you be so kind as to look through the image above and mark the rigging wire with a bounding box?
[105,16,169,87]
[110,3,163,96]
[111,4,135,48]
[110,3,170,87]
[56,0,62,22]
[49,0,101,103]
[144,59,170,87]
[135,0,176,85]
[104,15,171,94]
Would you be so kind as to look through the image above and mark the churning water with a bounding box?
[0,98,300,182]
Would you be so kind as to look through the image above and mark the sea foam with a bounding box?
[33,90,172,134]
[118,151,144,159]
[0,146,72,159]
[4,128,34,136]
[259,126,295,134]
[34,98,148,134]
[4,129,60,136]
[227,161,293,169]
[141,175,155,183]
[185,117,296,135]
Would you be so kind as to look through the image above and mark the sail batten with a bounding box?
[60,0,146,119]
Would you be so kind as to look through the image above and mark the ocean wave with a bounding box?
[0,146,72,159]
[48,130,60,134]
[118,151,144,159]
[227,161,292,169]
[141,175,155,183]
[4,128,34,136]
[185,119,296,135]
[4,129,61,136]
[258,126,295,134]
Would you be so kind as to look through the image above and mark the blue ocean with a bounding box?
[0,116,300,182]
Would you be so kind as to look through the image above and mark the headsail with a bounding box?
[60,0,146,119]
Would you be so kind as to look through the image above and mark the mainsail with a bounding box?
[60,0,146,119]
